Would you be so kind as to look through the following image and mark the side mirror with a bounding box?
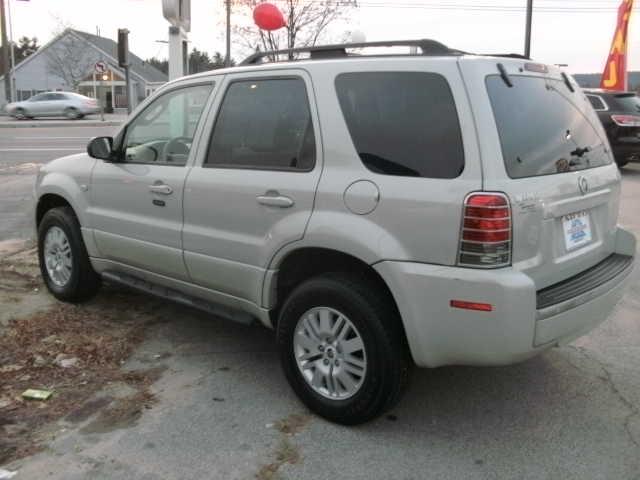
[87,136,115,161]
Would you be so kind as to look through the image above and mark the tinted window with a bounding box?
[587,95,606,111]
[123,84,213,165]
[486,75,611,178]
[206,78,315,171]
[609,93,640,113]
[335,72,464,178]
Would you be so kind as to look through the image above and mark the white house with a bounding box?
[1,28,167,111]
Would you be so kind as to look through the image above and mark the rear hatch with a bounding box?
[459,58,621,289]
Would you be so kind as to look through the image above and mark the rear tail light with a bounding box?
[611,114,640,127]
[458,193,512,268]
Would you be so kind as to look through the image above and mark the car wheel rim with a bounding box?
[293,307,367,400]
[44,226,73,287]
[66,109,77,119]
[15,110,25,119]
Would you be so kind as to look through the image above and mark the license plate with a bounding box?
[563,211,593,250]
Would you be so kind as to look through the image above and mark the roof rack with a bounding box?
[240,39,461,65]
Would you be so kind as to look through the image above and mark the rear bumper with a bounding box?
[375,227,636,368]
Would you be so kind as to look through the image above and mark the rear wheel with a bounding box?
[277,272,410,425]
[38,207,101,302]
[616,157,629,168]
[64,107,80,120]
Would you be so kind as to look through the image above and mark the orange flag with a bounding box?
[601,0,635,91]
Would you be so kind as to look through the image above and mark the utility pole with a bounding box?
[1,0,11,103]
[524,0,533,59]
[225,0,231,67]
[118,28,132,114]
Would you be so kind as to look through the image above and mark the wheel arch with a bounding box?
[266,247,404,333]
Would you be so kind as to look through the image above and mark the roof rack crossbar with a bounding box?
[240,39,458,65]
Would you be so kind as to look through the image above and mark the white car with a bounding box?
[34,39,636,424]
[5,91,100,119]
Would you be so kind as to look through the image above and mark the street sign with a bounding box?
[163,0,191,32]
[94,61,107,74]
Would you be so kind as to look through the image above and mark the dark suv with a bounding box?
[584,89,640,167]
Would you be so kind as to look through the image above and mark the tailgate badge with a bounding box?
[578,176,589,195]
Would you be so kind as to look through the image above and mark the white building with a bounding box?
[1,28,167,111]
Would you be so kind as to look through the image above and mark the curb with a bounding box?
[0,120,123,129]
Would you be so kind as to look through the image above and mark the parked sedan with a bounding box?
[584,89,640,167]
[5,92,100,120]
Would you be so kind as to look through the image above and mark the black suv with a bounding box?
[584,89,640,167]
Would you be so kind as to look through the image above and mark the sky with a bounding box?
[6,0,640,74]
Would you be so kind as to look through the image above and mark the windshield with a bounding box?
[486,75,611,179]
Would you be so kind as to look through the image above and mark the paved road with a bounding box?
[1,125,639,478]
[0,125,118,240]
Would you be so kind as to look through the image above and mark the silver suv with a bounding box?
[34,40,636,424]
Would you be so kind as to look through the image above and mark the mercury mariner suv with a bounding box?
[34,40,636,425]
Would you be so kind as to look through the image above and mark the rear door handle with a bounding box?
[149,184,173,195]
[256,193,294,208]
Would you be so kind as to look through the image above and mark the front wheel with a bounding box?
[277,273,410,425]
[38,207,101,302]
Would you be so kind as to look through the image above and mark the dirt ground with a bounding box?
[0,240,164,465]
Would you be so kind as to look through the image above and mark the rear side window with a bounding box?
[206,78,315,171]
[335,72,464,178]
[486,75,611,178]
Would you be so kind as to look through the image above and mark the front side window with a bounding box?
[205,78,316,171]
[487,75,611,178]
[123,84,213,165]
[335,72,465,179]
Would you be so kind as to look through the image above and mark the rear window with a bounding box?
[486,75,611,178]
[335,72,464,178]
[609,93,640,113]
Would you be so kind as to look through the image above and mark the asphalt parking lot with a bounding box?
[1,125,639,479]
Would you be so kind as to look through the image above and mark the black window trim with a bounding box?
[334,70,466,179]
[586,93,609,112]
[115,81,216,167]
[203,75,318,173]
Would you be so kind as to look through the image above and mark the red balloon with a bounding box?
[253,3,286,31]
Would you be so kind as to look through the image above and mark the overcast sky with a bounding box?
[7,0,640,73]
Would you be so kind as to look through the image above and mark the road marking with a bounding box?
[0,148,83,152]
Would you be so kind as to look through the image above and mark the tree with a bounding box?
[13,36,39,64]
[146,57,169,75]
[45,30,95,91]
[231,0,358,61]
[188,48,232,74]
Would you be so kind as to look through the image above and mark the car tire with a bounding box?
[13,107,27,120]
[277,272,410,425]
[38,207,101,302]
[616,158,629,168]
[64,107,80,120]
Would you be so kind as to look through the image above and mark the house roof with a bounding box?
[71,29,167,83]
[0,28,167,85]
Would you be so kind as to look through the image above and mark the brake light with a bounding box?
[450,300,493,312]
[611,114,640,127]
[458,193,512,268]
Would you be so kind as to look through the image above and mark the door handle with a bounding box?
[149,183,173,195]
[256,193,294,208]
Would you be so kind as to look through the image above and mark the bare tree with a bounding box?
[46,30,95,91]
[231,0,358,61]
